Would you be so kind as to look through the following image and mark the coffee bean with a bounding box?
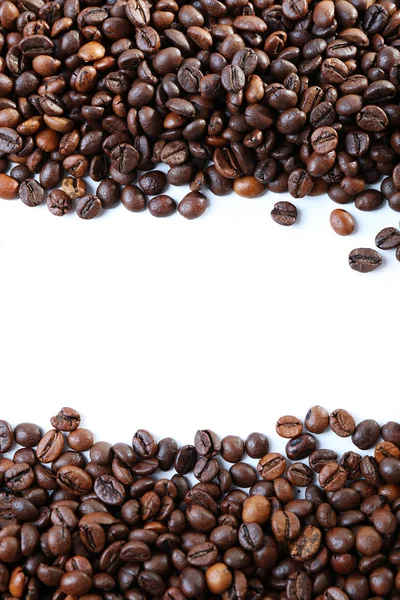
[47,189,72,216]
[178,192,207,219]
[330,209,355,236]
[319,462,347,492]
[286,434,316,460]
[0,127,23,154]
[309,449,338,473]
[352,419,381,450]
[76,195,102,220]
[305,406,329,434]
[258,453,286,480]
[121,185,147,212]
[349,248,383,273]
[0,174,19,199]
[0,420,14,452]
[276,416,303,439]
[271,201,297,226]
[375,227,400,249]
[19,179,44,207]
[51,408,81,432]
[148,194,176,217]
[330,409,356,437]
[311,127,338,154]
[288,169,313,198]
[62,177,86,200]
[96,178,120,209]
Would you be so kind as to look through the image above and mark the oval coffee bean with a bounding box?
[349,248,383,273]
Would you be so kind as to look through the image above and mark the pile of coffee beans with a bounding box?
[2,406,400,599]
[0,0,399,259]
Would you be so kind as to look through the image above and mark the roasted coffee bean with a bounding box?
[352,420,381,450]
[245,433,269,459]
[349,248,383,273]
[305,406,329,434]
[139,171,167,196]
[375,227,400,249]
[0,421,14,452]
[309,449,338,473]
[0,174,19,199]
[76,195,102,220]
[271,201,297,226]
[51,408,80,432]
[319,463,347,492]
[311,127,338,154]
[330,409,356,437]
[148,194,176,217]
[330,209,356,236]
[286,434,316,460]
[258,453,286,480]
[355,189,384,212]
[121,185,147,212]
[47,189,72,216]
[62,177,86,200]
[96,178,120,209]
[19,179,44,207]
[276,416,303,439]
[272,510,301,541]
[178,192,207,219]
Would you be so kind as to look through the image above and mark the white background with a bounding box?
[0,183,399,450]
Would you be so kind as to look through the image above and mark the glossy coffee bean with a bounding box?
[305,406,329,434]
[330,209,355,236]
[271,201,297,226]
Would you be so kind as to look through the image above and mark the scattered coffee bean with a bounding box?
[19,179,44,208]
[76,195,102,220]
[349,248,383,273]
[178,192,207,220]
[305,406,329,434]
[330,209,355,236]
[271,201,298,226]
[375,227,400,250]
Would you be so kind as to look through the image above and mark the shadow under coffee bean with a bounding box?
[0,0,399,268]
[0,405,400,597]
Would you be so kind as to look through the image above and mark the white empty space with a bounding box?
[0,186,398,445]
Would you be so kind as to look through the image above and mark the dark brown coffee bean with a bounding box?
[51,408,80,432]
[288,169,313,198]
[76,195,102,220]
[286,434,316,461]
[311,127,338,154]
[375,227,400,249]
[47,189,72,216]
[349,248,383,272]
[178,192,207,219]
[352,419,381,450]
[319,463,347,492]
[271,201,297,226]
[330,409,356,436]
[148,194,176,217]
[309,449,338,473]
[0,127,23,154]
